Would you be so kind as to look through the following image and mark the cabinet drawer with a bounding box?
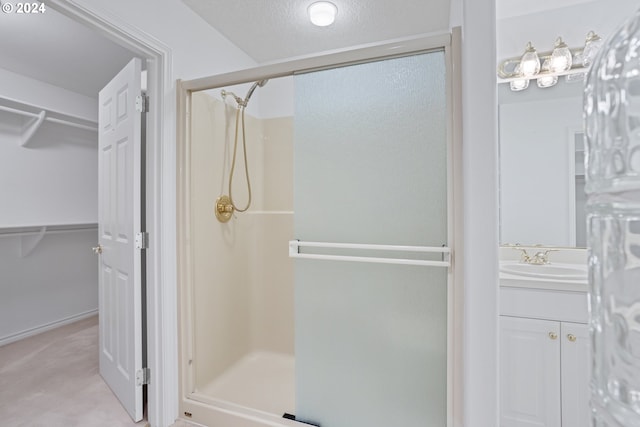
[500,287,588,323]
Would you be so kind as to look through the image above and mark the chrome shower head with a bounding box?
[243,79,269,106]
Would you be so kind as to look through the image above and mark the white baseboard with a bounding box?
[0,309,98,347]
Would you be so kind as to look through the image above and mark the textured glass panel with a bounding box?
[294,52,447,247]
[294,52,447,427]
[585,8,640,426]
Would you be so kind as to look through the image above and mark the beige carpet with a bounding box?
[0,315,147,427]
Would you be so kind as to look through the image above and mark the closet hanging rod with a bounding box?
[0,105,98,132]
[288,240,451,268]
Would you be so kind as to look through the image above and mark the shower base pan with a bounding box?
[200,351,295,416]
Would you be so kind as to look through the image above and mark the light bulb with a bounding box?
[582,31,602,67]
[550,37,573,73]
[537,75,557,88]
[519,42,541,77]
[308,2,337,27]
[510,78,529,91]
[537,59,558,88]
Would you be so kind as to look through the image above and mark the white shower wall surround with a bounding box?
[189,91,295,413]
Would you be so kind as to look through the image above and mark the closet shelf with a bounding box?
[0,98,98,147]
[0,222,98,236]
[0,223,98,257]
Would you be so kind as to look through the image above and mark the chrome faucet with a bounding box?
[512,245,556,265]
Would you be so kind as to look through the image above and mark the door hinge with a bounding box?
[136,367,150,386]
[135,232,149,250]
[135,94,149,113]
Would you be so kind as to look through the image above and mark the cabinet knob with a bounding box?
[567,334,577,342]
[549,332,558,340]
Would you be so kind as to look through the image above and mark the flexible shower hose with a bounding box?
[228,104,252,212]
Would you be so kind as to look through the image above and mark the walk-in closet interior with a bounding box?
[0,77,100,345]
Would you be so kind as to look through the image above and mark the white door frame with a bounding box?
[48,1,176,426]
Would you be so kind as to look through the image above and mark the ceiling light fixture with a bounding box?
[497,31,602,92]
[308,1,337,27]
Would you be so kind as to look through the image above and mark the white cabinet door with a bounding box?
[561,322,590,427]
[500,316,561,427]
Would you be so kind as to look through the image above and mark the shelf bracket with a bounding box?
[20,110,46,147]
[19,226,47,257]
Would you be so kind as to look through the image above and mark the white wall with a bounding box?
[0,229,98,345]
[74,0,257,80]
[463,0,499,426]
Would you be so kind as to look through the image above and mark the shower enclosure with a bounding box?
[177,32,462,427]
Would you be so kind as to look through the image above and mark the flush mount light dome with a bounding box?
[308,1,337,27]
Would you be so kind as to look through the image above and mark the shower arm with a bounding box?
[220,89,245,108]
[221,80,268,108]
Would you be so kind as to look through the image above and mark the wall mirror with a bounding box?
[498,81,584,247]
[496,0,639,248]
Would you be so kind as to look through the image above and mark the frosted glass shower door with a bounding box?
[293,52,448,427]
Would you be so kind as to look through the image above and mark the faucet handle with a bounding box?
[511,245,531,263]
[531,248,559,264]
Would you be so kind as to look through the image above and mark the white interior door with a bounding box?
[97,57,144,422]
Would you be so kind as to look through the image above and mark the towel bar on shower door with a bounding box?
[288,240,451,268]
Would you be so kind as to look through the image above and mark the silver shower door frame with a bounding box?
[176,28,464,427]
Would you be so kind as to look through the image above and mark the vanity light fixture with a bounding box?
[498,31,602,91]
[308,1,337,27]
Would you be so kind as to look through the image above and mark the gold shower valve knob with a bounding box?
[217,203,233,213]
[215,195,234,223]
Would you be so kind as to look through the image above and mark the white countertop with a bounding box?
[499,245,588,293]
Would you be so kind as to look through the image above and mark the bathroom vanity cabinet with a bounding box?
[499,284,589,427]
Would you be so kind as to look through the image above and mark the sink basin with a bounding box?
[500,262,587,280]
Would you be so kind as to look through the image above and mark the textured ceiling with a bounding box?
[0,0,604,97]
[180,0,452,63]
[0,7,135,97]
[496,0,597,19]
